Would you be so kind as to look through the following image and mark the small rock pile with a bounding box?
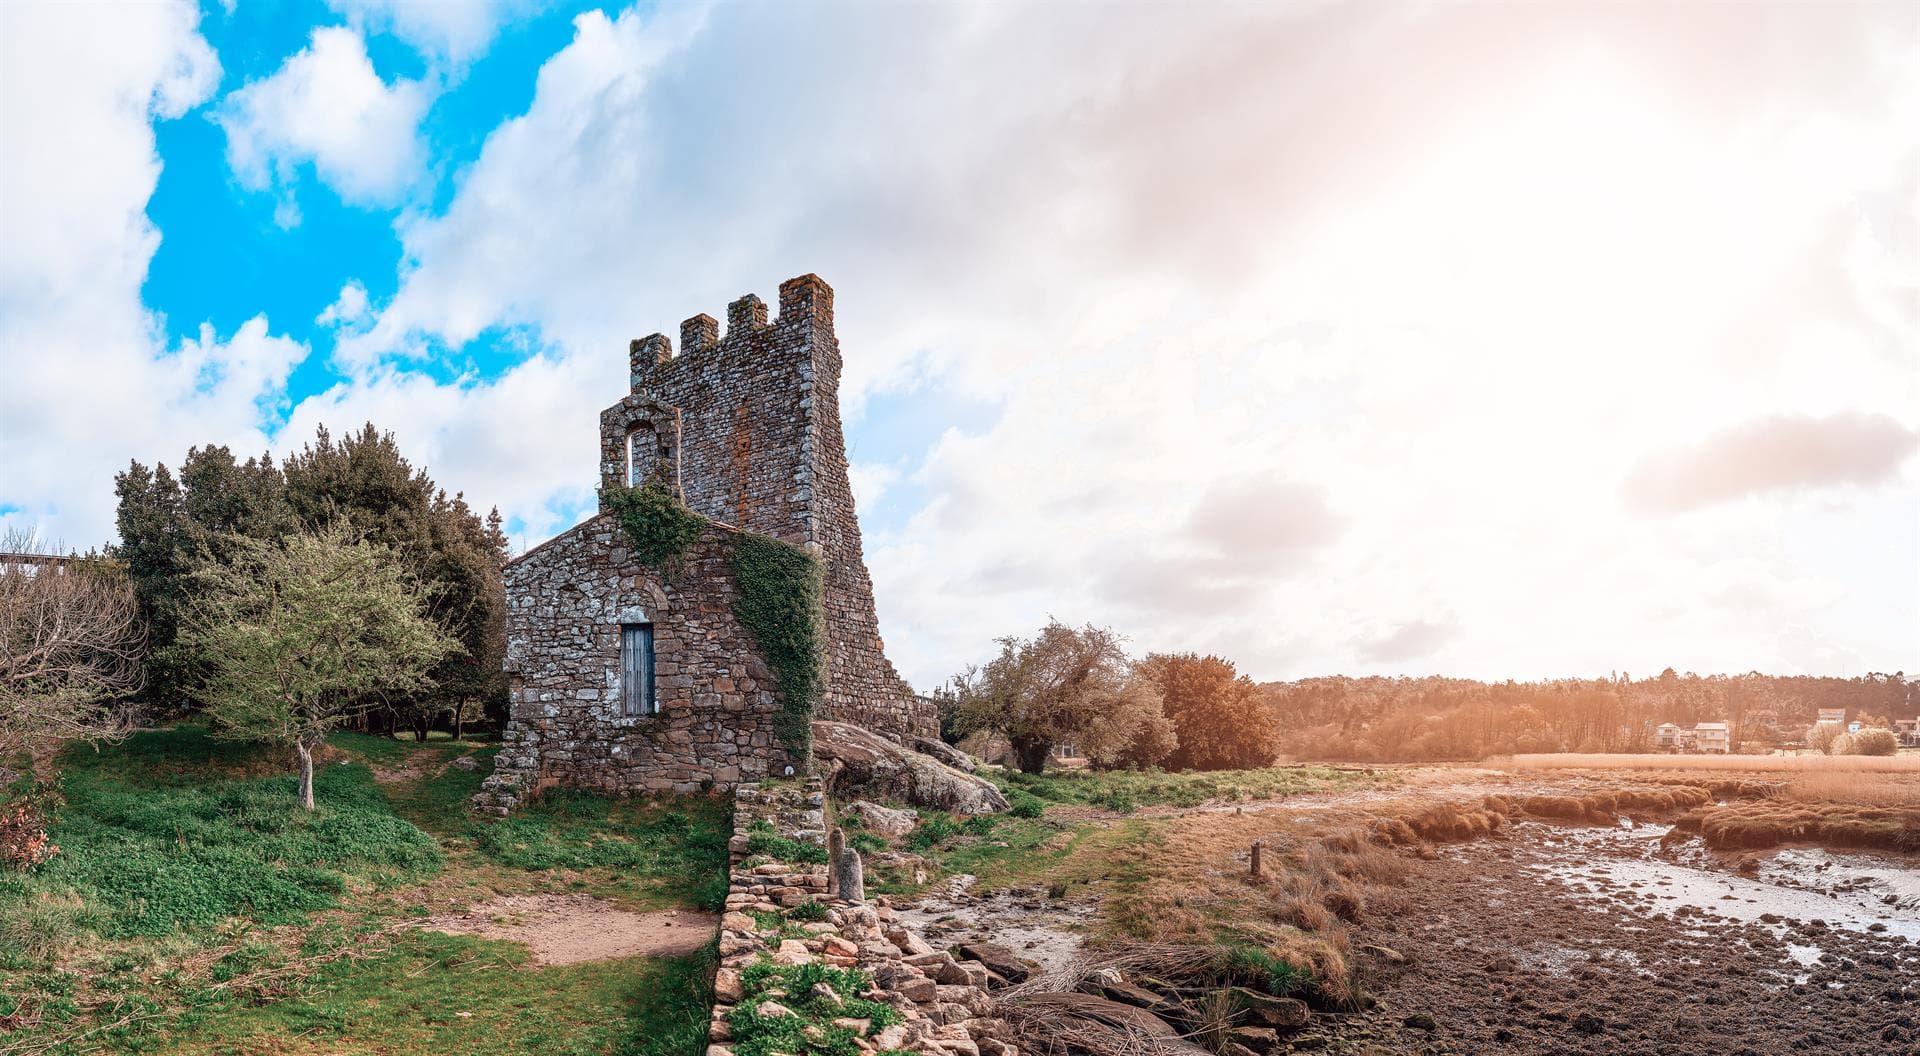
[713,782,1022,1056]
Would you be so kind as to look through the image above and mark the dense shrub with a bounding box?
[1834,728,1898,757]
[1007,791,1046,818]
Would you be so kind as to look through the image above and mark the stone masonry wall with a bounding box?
[473,518,795,815]
[712,782,1018,1056]
[613,274,935,743]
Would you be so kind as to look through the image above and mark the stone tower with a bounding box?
[598,274,933,741]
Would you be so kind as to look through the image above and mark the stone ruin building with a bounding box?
[474,274,937,815]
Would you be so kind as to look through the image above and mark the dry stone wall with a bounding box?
[474,519,795,815]
[714,782,1019,1056]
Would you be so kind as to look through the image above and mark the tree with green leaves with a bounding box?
[173,524,459,809]
[282,424,508,737]
[114,425,508,737]
[948,621,1164,774]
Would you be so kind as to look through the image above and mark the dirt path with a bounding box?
[414,894,718,965]
[1319,821,1920,1056]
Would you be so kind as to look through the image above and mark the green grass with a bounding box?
[0,724,729,1056]
[469,790,730,910]
[155,931,717,1056]
[740,819,828,865]
[995,763,1390,811]
[728,959,898,1056]
[15,731,440,940]
[862,808,1092,895]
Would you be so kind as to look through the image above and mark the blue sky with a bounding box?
[3,1,1916,687]
[133,0,995,550]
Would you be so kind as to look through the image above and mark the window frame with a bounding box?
[620,621,657,717]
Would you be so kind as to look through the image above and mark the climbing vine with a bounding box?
[601,482,705,567]
[732,533,825,767]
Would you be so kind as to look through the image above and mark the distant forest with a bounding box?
[1262,670,1917,762]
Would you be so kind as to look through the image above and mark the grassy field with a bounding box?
[0,726,725,1056]
[993,762,1392,813]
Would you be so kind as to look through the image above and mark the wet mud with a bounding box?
[1328,821,1920,1055]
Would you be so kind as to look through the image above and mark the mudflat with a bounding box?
[1328,820,1920,1056]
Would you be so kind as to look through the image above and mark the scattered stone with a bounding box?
[1226,1026,1280,1053]
[955,942,1036,983]
[1095,979,1190,1022]
[1403,1013,1437,1031]
[1230,988,1311,1029]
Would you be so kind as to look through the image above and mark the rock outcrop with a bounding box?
[912,736,978,773]
[813,721,1009,815]
[844,800,920,838]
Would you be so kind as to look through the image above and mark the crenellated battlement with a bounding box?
[629,275,839,395]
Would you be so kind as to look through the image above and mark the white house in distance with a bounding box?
[1817,707,1847,726]
[1694,722,1731,754]
[1655,723,1683,750]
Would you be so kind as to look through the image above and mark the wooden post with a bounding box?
[1250,841,1263,878]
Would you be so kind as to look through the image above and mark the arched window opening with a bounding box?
[626,423,657,486]
[621,622,656,716]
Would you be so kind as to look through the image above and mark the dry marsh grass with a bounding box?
[1780,772,1920,808]
[1497,752,1920,773]
[1672,802,1920,853]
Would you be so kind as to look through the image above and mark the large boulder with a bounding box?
[842,800,919,838]
[955,942,1036,984]
[911,736,978,773]
[812,721,1010,815]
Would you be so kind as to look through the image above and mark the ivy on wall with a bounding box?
[601,482,705,567]
[731,533,826,767]
[601,480,825,767]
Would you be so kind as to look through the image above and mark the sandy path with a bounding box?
[415,894,718,965]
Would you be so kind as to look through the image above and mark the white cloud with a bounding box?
[316,280,373,328]
[216,26,428,213]
[313,1,1918,686]
[7,0,1914,687]
[848,462,902,512]
[326,0,534,66]
[0,1,308,544]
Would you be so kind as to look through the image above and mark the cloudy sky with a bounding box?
[2,0,1915,688]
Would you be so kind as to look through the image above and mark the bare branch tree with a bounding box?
[0,527,145,762]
